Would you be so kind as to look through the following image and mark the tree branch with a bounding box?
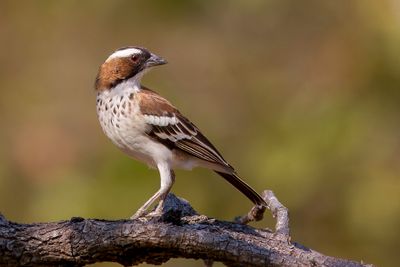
[0,191,373,267]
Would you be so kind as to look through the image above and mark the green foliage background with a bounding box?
[0,1,399,266]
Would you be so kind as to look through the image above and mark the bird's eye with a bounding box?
[131,55,139,62]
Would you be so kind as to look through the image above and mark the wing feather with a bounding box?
[136,87,266,206]
[138,88,231,169]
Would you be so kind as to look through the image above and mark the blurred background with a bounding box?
[0,0,399,266]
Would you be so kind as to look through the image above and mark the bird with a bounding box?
[95,46,266,219]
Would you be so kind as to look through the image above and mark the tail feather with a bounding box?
[215,171,266,206]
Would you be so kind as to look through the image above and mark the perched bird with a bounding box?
[95,46,266,219]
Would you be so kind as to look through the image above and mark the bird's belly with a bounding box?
[98,109,174,167]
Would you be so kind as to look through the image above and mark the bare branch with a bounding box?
[0,193,373,267]
[263,190,291,241]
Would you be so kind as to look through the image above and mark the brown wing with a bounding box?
[137,87,232,170]
[137,87,266,206]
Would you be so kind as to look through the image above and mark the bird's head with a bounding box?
[95,46,167,91]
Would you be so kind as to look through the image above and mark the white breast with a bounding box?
[96,86,173,167]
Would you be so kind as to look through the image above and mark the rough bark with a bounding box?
[0,191,373,267]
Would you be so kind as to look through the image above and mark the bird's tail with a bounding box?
[215,171,266,206]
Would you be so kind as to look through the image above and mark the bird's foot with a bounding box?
[130,208,147,220]
[145,200,165,218]
[130,200,165,220]
[155,200,164,213]
[146,209,164,218]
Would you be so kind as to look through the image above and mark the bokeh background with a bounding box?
[1,1,399,266]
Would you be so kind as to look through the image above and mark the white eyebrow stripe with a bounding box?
[106,48,142,61]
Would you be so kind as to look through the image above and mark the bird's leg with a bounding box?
[130,163,175,219]
[155,170,175,213]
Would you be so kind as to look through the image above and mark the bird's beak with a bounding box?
[145,53,167,68]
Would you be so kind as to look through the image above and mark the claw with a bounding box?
[130,209,147,220]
